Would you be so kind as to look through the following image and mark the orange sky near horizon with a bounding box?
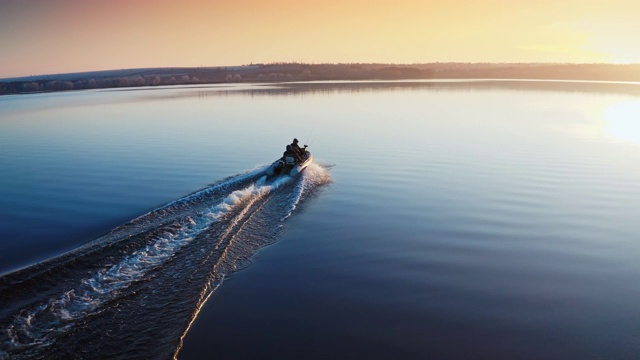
[1,0,639,78]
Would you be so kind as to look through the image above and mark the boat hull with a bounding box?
[266,151,313,177]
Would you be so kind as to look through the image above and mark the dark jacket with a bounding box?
[291,142,305,157]
[282,146,301,163]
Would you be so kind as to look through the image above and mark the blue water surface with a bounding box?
[2,81,640,359]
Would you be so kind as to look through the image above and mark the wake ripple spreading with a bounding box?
[0,163,331,360]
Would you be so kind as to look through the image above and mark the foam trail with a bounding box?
[82,167,269,249]
[162,166,269,209]
[282,163,331,220]
[2,174,290,355]
[1,165,332,360]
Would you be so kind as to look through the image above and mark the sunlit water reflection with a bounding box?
[1,80,639,359]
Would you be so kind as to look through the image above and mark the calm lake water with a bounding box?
[1,80,640,359]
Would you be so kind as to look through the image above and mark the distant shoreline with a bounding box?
[2,62,639,96]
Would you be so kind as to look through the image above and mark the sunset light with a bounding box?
[3,1,640,359]
[1,0,639,78]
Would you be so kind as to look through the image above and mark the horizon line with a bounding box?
[3,61,640,82]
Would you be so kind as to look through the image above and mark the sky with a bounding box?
[1,0,639,78]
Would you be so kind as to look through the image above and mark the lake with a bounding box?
[1,80,640,359]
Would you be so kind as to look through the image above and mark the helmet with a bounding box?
[293,138,299,143]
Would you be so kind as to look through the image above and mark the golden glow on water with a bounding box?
[173,277,224,360]
[603,100,640,144]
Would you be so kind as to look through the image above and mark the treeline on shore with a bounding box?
[2,63,640,95]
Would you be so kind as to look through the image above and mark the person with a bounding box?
[282,145,302,164]
[291,138,307,159]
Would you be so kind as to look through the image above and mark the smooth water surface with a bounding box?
[1,81,640,359]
